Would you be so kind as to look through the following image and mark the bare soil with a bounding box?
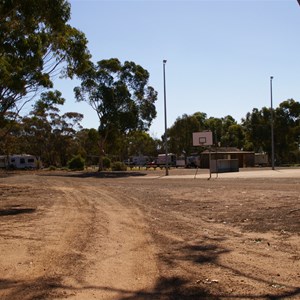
[0,169,299,299]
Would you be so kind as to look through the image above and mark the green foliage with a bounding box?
[0,89,85,166]
[242,108,271,153]
[102,157,111,169]
[168,113,201,156]
[75,58,157,136]
[167,113,246,157]
[126,131,158,157]
[111,161,127,171]
[0,0,91,128]
[67,155,85,170]
[241,99,300,165]
[75,58,157,171]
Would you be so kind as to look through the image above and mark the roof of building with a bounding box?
[201,147,254,154]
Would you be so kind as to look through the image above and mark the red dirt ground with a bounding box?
[0,168,299,299]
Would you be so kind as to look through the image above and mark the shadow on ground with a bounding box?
[1,275,299,300]
[0,207,36,217]
[38,171,147,178]
[1,234,299,300]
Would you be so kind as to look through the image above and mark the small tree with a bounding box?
[68,155,85,170]
[111,161,127,171]
[102,157,111,169]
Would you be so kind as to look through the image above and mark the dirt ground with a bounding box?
[0,168,299,300]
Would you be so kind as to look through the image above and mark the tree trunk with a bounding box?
[98,138,105,172]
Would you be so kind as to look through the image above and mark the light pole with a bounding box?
[270,76,275,170]
[163,60,169,176]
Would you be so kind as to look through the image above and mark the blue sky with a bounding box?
[55,0,300,139]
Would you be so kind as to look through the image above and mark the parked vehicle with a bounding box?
[186,155,200,168]
[154,154,186,168]
[156,153,176,167]
[124,155,149,166]
[0,154,41,169]
[255,153,269,167]
[132,155,149,166]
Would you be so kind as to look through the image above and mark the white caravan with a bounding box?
[0,154,40,169]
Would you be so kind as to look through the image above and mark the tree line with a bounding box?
[167,99,300,166]
[1,1,300,168]
[1,94,300,167]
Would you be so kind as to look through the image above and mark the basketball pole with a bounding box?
[192,131,213,180]
[208,146,212,180]
[163,60,169,176]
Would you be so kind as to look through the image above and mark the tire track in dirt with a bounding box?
[0,180,97,300]
[0,176,159,300]
[64,185,159,300]
[1,173,299,299]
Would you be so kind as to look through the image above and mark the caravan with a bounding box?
[0,154,40,169]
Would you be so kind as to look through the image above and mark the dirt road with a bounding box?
[0,169,299,299]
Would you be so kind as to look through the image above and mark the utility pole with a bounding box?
[270,76,275,170]
[163,60,169,176]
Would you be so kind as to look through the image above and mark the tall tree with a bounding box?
[76,128,100,166]
[242,100,300,164]
[0,0,90,131]
[168,113,203,156]
[218,115,244,147]
[274,99,300,164]
[242,107,271,153]
[125,131,158,158]
[204,117,223,145]
[19,90,83,166]
[74,58,157,170]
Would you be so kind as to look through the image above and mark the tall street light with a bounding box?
[163,60,169,176]
[270,76,275,170]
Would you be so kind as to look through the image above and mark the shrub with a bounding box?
[68,155,85,170]
[111,161,127,171]
[103,157,111,169]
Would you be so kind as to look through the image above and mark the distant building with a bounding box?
[200,147,255,168]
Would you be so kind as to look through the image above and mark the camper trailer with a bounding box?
[155,154,186,168]
[0,154,40,169]
[0,156,8,168]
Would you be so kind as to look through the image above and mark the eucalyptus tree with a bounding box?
[75,128,100,165]
[242,100,300,164]
[204,117,223,145]
[74,58,157,170]
[126,131,158,158]
[224,124,245,149]
[274,99,300,164]
[0,0,90,133]
[242,107,271,153]
[20,90,83,166]
[168,113,203,156]
[219,115,245,148]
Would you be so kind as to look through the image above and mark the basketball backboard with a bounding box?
[192,131,213,146]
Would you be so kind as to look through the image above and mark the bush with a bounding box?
[103,157,111,169]
[68,155,85,170]
[111,161,127,171]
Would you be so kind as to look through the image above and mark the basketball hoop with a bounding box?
[193,131,213,146]
[192,131,213,179]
